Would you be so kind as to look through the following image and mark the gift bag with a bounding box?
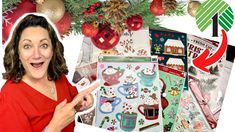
[158,64,186,132]
[95,56,163,132]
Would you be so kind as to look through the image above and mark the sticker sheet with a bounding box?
[95,56,163,132]
[158,65,185,132]
[149,29,188,90]
[77,29,151,67]
[173,89,212,132]
[187,35,227,129]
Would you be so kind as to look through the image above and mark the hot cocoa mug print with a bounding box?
[138,104,159,120]
[99,96,121,114]
[102,66,124,86]
[137,68,157,87]
[118,83,139,99]
[116,112,137,131]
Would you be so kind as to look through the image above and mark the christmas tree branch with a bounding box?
[65,0,98,17]
[165,2,186,16]
[2,0,21,12]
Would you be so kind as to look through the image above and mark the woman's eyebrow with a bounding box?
[40,38,49,42]
[22,39,31,42]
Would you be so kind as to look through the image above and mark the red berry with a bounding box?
[98,15,104,19]
[89,5,95,10]
[95,2,101,7]
[83,11,89,16]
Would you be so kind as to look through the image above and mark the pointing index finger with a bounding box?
[80,79,100,95]
[70,80,100,107]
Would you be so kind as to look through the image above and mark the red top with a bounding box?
[0,75,78,132]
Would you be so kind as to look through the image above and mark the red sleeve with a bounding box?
[62,75,78,98]
[0,92,32,132]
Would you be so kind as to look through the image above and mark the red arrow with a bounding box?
[192,29,227,73]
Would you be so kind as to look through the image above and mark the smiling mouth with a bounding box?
[30,62,44,69]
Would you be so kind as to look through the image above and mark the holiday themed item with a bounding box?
[95,56,163,131]
[35,0,45,5]
[76,29,151,67]
[150,29,188,90]
[2,0,36,43]
[91,24,120,50]
[173,89,211,132]
[72,62,97,89]
[187,35,235,129]
[150,0,185,16]
[81,22,99,37]
[80,109,96,125]
[55,12,72,35]
[163,0,177,12]
[150,0,165,16]
[36,0,65,22]
[3,0,186,41]
[63,0,159,36]
[159,64,185,132]
[187,0,201,17]
[126,15,143,31]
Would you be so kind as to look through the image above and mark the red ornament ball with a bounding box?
[81,22,99,37]
[18,0,36,11]
[91,24,120,50]
[55,12,72,35]
[126,15,143,31]
[2,0,36,43]
[150,0,165,16]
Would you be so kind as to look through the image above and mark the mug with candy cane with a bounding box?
[116,103,137,131]
[118,82,139,99]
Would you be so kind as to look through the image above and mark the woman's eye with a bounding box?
[23,44,31,49]
[41,44,48,48]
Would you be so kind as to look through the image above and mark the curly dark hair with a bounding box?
[2,14,68,82]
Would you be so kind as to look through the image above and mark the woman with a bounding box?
[0,14,99,132]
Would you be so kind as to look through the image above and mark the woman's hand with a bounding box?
[47,99,76,132]
[47,80,100,132]
[74,80,100,112]
[74,93,94,112]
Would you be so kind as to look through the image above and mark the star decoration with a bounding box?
[111,119,117,125]
[126,64,132,70]
[171,98,179,106]
[174,79,183,87]
[167,108,176,119]
[83,116,91,123]
[138,119,145,125]
[152,86,158,91]
[160,37,165,42]
[140,94,145,100]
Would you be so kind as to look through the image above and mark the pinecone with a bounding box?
[111,22,125,35]
[163,0,177,12]
[102,0,129,22]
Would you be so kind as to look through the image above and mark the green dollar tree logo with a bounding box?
[196,0,234,36]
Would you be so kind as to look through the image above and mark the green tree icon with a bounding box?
[196,0,234,36]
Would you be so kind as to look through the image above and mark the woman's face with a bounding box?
[18,26,53,80]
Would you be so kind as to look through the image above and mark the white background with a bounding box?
[1,0,235,131]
